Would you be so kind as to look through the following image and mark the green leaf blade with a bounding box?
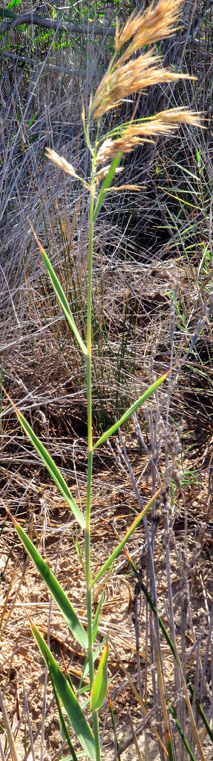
[18,411,86,529]
[93,372,169,449]
[15,521,88,648]
[32,625,96,760]
[90,642,108,712]
[91,488,161,588]
[6,0,22,9]
[168,704,197,761]
[49,676,78,761]
[93,153,122,223]
[41,246,87,355]
[31,228,87,356]
[0,7,16,17]
[92,590,105,643]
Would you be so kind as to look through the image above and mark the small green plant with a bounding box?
[3,1,203,759]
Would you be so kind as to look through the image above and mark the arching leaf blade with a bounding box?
[31,625,96,760]
[31,226,87,357]
[18,411,86,529]
[14,519,88,648]
[93,372,169,449]
[91,488,161,587]
[49,676,78,761]
[93,153,122,223]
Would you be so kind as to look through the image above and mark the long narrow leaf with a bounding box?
[90,642,108,712]
[13,518,87,648]
[91,487,161,587]
[138,575,176,659]
[93,153,122,223]
[0,7,16,16]
[18,410,85,529]
[168,704,197,761]
[49,676,78,761]
[93,373,169,449]
[187,684,213,744]
[31,625,96,761]
[92,590,105,643]
[170,160,201,181]
[153,629,175,761]
[31,227,87,357]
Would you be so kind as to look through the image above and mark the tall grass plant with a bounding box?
[2,2,212,760]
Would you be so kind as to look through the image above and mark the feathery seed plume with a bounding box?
[96,109,201,165]
[45,148,89,188]
[45,148,78,178]
[89,0,200,136]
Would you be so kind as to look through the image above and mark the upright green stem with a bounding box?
[85,167,101,761]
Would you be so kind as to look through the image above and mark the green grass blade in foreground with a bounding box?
[93,153,122,223]
[93,372,169,449]
[14,519,87,648]
[92,590,105,642]
[91,488,161,587]
[168,704,197,761]
[187,684,213,744]
[31,624,96,761]
[90,641,108,712]
[18,411,85,529]
[49,676,78,761]
[31,227,87,357]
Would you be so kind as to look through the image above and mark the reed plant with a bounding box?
[3,1,204,759]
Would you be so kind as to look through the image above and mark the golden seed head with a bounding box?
[45,148,78,179]
[116,0,184,54]
[47,0,202,182]
[88,0,202,164]
[96,109,201,164]
[89,0,194,123]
